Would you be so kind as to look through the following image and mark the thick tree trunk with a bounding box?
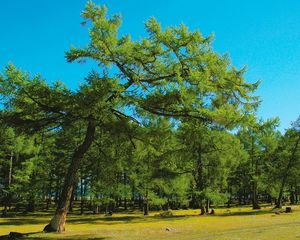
[43,121,96,232]
[69,185,75,213]
[205,199,210,213]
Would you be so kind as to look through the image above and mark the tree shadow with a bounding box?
[28,236,107,240]
[214,209,274,217]
[0,231,42,240]
[66,214,191,225]
[0,231,108,240]
[0,218,49,226]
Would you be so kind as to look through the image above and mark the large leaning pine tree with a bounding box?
[0,2,259,232]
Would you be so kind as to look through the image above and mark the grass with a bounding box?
[1,206,300,239]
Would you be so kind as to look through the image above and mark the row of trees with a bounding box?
[0,1,299,233]
[1,113,299,219]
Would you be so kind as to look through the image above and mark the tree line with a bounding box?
[0,1,299,233]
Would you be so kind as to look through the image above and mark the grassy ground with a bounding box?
[1,206,300,239]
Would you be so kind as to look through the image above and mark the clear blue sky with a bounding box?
[1,0,299,132]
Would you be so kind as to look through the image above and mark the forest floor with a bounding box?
[1,205,300,239]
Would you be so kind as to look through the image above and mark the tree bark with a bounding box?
[43,121,96,232]
[69,185,75,213]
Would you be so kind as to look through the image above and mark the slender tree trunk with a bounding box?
[80,175,84,215]
[124,172,127,210]
[227,184,231,208]
[276,135,300,208]
[8,151,13,186]
[251,134,260,210]
[290,188,295,205]
[2,151,13,217]
[196,146,205,215]
[46,178,52,210]
[138,195,142,211]
[143,190,149,216]
[43,121,96,232]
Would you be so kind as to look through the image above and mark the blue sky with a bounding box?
[1,0,299,132]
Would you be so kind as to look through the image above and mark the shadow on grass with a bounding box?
[0,218,49,226]
[66,214,192,225]
[0,232,108,240]
[28,235,107,240]
[217,209,274,217]
[0,208,278,229]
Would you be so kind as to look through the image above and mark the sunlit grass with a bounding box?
[1,205,300,239]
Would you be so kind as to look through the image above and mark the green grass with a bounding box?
[1,206,300,239]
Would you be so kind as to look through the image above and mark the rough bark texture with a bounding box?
[43,121,96,232]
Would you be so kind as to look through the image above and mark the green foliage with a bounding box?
[1,1,298,218]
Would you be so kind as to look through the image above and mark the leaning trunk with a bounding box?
[43,121,96,232]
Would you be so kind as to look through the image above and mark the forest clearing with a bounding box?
[1,206,300,240]
[0,1,299,239]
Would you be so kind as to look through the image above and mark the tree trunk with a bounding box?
[138,195,143,211]
[2,151,13,217]
[80,175,84,215]
[251,134,260,210]
[43,121,96,232]
[290,187,295,205]
[276,135,300,208]
[252,182,260,209]
[143,190,149,216]
[205,199,210,213]
[8,151,13,186]
[200,205,205,215]
[69,185,75,213]
[143,201,149,215]
[196,146,206,215]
